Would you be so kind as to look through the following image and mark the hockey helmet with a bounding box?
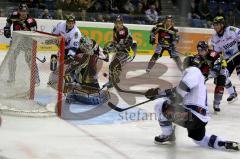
[197,41,209,51]
[66,14,76,22]
[80,36,93,54]
[213,16,225,25]
[114,15,123,25]
[18,3,28,11]
[183,56,200,70]
[165,15,173,20]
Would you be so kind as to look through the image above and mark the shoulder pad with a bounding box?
[74,32,79,39]
[12,11,18,15]
[229,26,237,32]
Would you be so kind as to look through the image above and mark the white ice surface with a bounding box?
[0,51,240,159]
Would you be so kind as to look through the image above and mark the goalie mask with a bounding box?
[80,36,94,54]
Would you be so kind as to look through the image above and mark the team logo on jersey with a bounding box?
[230,27,237,32]
[119,30,125,35]
[210,51,217,57]
[27,18,33,23]
[223,40,236,50]
[74,32,78,39]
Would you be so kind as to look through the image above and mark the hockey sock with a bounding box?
[193,134,224,150]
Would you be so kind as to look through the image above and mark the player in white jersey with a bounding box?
[48,15,81,89]
[211,16,240,101]
[52,15,82,57]
[145,56,239,151]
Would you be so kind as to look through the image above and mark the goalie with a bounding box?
[64,36,109,105]
[3,3,39,84]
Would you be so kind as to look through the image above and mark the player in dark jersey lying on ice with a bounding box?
[145,56,239,151]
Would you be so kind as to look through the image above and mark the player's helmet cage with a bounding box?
[197,41,209,51]
[213,16,225,25]
[18,3,28,11]
[66,15,76,22]
[80,36,93,53]
[115,15,123,25]
[165,15,173,20]
[183,56,200,70]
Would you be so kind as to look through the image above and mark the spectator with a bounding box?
[215,7,225,19]
[198,0,212,27]
[133,2,146,24]
[54,8,64,20]
[39,8,53,19]
[226,9,236,26]
[145,5,159,24]
[72,0,82,12]
[61,0,74,11]
[147,0,161,14]
[79,0,93,10]
[188,0,203,27]
[122,0,135,14]
[0,8,4,17]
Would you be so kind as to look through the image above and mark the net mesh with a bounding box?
[0,31,63,117]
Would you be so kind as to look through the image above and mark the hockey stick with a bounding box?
[112,79,146,95]
[108,99,153,112]
[36,56,46,63]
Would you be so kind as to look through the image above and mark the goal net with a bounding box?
[0,31,65,117]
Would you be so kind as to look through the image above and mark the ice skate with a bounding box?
[154,126,176,145]
[213,104,220,112]
[227,87,238,104]
[146,68,150,73]
[218,141,240,151]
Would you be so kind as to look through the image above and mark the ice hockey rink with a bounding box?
[0,51,239,159]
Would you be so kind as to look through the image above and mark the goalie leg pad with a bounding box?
[66,89,110,105]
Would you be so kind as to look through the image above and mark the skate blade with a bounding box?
[226,142,240,151]
[228,97,238,104]
[154,140,176,146]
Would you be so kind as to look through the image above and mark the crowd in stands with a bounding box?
[0,0,163,25]
[188,0,240,28]
[0,0,240,28]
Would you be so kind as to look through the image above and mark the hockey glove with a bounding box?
[145,88,161,100]
[149,33,155,45]
[4,27,11,38]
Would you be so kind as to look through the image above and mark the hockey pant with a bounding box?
[146,44,182,72]
[154,99,229,150]
[227,53,240,79]
[211,68,228,107]
[109,52,129,83]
